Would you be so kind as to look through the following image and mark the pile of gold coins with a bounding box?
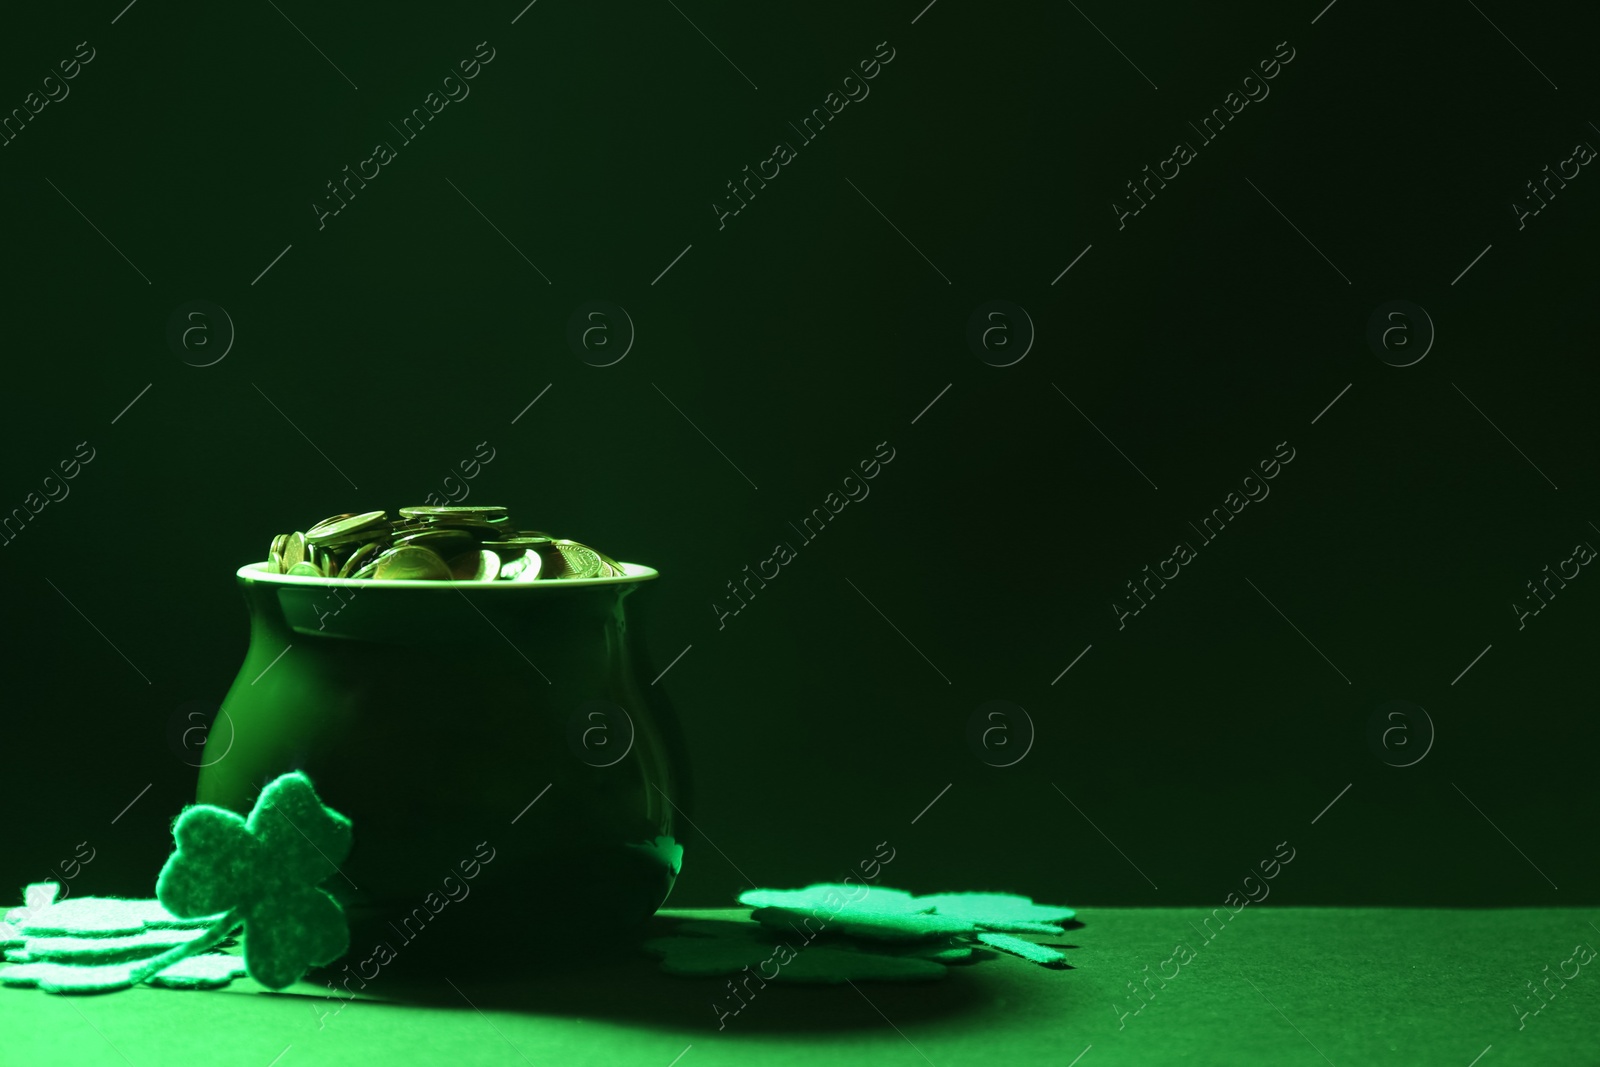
[264,506,625,581]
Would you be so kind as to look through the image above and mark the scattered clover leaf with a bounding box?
[5,927,212,965]
[2,883,62,942]
[739,883,975,941]
[12,894,218,938]
[0,772,355,996]
[974,932,1069,967]
[0,960,146,994]
[156,770,353,990]
[644,884,1080,980]
[738,883,927,917]
[143,953,249,989]
[910,892,1076,934]
[0,953,247,994]
[0,883,242,995]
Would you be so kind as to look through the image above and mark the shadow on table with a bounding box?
[307,911,1084,1034]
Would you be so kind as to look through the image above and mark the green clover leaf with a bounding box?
[9,890,218,938]
[909,892,1076,934]
[0,882,248,994]
[739,883,977,941]
[722,884,1077,969]
[0,953,246,994]
[156,771,353,990]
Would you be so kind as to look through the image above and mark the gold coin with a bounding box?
[448,548,502,581]
[474,549,502,581]
[533,543,571,579]
[338,541,381,578]
[307,510,390,546]
[498,549,544,582]
[482,536,554,548]
[267,507,625,583]
[551,540,604,579]
[373,545,452,581]
[394,528,477,555]
[398,506,509,521]
[283,532,308,571]
[423,519,500,536]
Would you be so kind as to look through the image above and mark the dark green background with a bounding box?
[1,0,1595,912]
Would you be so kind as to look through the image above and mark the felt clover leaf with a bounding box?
[910,892,1077,934]
[1,954,247,994]
[0,882,245,994]
[8,890,218,939]
[732,883,1076,968]
[156,770,353,990]
[909,891,1075,967]
[740,883,976,941]
[0,773,353,997]
[1,883,62,944]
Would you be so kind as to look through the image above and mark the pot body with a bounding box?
[199,562,691,965]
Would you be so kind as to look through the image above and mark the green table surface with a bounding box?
[6,907,1598,1066]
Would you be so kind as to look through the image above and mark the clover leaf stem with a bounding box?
[129,909,242,985]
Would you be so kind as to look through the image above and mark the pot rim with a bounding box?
[235,560,659,588]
